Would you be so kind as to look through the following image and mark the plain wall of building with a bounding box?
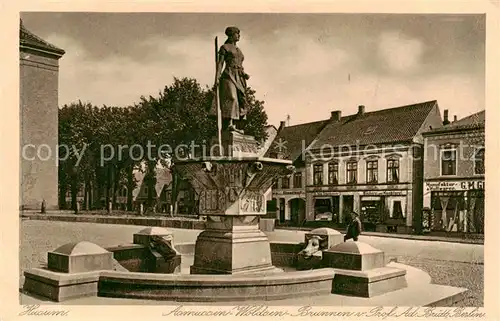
[20,50,60,210]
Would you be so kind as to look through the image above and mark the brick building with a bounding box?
[422,110,485,234]
[20,20,65,210]
[304,101,443,233]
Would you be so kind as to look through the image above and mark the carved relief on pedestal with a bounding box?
[239,190,265,214]
[176,160,295,215]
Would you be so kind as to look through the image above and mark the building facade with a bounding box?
[266,119,330,225]
[422,111,485,234]
[20,20,65,210]
[303,102,443,233]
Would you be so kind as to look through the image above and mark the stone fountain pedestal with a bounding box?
[190,216,282,274]
[175,131,294,275]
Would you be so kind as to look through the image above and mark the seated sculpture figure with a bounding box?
[149,234,179,260]
[298,235,324,259]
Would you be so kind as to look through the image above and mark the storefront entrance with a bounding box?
[279,198,285,223]
[361,196,382,231]
[289,198,306,225]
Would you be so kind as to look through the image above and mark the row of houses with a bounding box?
[60,101,484,234]
[63,125,279,215]
[266,101,485,234]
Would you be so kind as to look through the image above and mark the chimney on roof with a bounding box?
[279,121,286,130]
[443,109,450,125]
[331,110,342,121]
[358,105,365,115]
[453,115,457,122]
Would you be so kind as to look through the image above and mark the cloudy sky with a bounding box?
[21,12,485,126]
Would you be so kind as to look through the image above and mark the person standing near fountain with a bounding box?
[344,211,362,242]
[211,26,250,134]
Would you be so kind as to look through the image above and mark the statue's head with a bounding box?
[225,26,240,41]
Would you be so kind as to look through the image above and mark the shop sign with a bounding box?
[363,191,406,196]
[312,191,341,196]
[425,180,484,192]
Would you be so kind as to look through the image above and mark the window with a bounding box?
[144,186,149,196]
[387,159,400,183]
[272,178,278,189]
[328,162,339,185]
[474,148,485,175]
[282,176,290,189]
[391,201,405,219]
[366,160,378,183]
[346,161,357,184]
[441,148,457,176]
[293,172,302,188]
[313,164,323,185]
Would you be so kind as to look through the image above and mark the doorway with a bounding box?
[289,198,306,226]
[279,198,285,223]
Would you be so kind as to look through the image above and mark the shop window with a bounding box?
[366,160,378,183]
[346,161,357,184]
[282,176,290,189]
[474,148,485,175]
[293,172,302,188]
[430,191,466,232]
[314,198,332,221]
[387,159,400,183]
[313,164,323,185]
[391,201,404,219]
[328,162,339,185]
[441,148,457,176]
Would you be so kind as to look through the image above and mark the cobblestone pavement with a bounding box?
[20,220,483,274]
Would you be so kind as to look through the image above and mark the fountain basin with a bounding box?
[23,240,335,302]
[98,268,335,302]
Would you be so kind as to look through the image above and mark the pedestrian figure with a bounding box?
[40,199,46,214]
[344,211,362,242]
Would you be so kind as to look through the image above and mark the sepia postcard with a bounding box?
[1,0,499,320]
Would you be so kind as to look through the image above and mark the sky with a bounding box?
[21,12,485,127]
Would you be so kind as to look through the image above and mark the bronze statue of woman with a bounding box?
[212,26,250,134]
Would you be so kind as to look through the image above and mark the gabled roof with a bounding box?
[258,125,279,156]
[132,167,172,200]
[450,110,485,127]
[424,110,485,135]
[20,19,65,57]
[265,119,330,161]
[155,167,172,195]
[310,100,438,149]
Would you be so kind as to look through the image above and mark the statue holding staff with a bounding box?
[210,26,249,134]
